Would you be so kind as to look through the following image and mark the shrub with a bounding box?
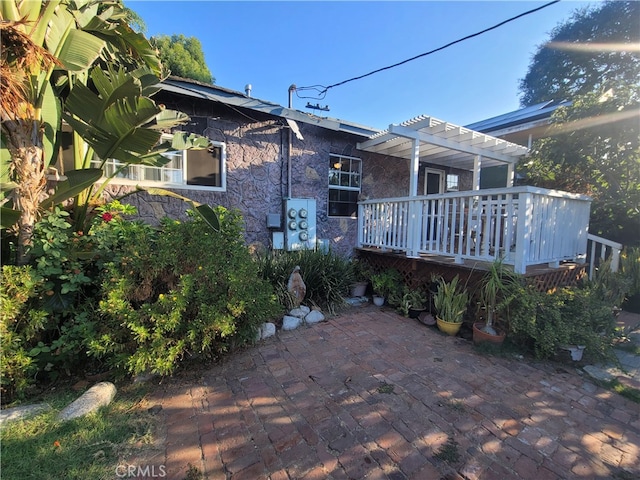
[257,249,354,314]
[508,284,616,361]
[0,265,47,402]
[89,207,281,375]
[0,204,147,401]
[371,268,402,299]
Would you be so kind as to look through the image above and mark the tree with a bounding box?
[519,87,639,246]
[152,34,214,84]
[517,0,640,247]
[519,1,640,107]
[1,1,214,265]
[1,0,162,262]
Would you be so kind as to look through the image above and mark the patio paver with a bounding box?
[142,306,640,479]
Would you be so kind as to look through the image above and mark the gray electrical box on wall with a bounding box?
[283,198,317,251]
[266,213,281,229]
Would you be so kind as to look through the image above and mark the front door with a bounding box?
[423,168,444,195]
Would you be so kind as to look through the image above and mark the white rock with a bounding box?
[0,403,51,425]
[58,382,117,421]
[261,322,276,338]
[305,310,325,324]
[282,315,302,331]
[289,306,311,318]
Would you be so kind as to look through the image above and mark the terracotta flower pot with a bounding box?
[472,322,506,345]
[436,317,462,336]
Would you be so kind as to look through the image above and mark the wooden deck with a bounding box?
[356,247,587,292]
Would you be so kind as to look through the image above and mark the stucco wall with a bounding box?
[108,93,471,257]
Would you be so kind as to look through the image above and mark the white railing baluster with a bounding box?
[357,187,599,273]
[586,234,622,279]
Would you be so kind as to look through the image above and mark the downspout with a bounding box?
[287,84,296,198]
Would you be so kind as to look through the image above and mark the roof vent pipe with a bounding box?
[245,84,252,97]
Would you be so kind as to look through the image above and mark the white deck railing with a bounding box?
[358,186,592,274]
[586,234,623,279]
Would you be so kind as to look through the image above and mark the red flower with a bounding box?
[101,212,114,222]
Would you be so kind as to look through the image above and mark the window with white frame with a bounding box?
[446,174,459,192]
[91,134,226,191]
[328,154,361,217]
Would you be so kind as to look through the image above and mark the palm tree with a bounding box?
[1,0,162,263]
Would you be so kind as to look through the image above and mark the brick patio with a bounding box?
[142,306,640,479]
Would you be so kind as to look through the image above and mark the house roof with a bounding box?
[357,115,529,170]
[162,77,529,170]
[161,77,380,137]
[465,100,571,147]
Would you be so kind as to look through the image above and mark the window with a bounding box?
[446,174,459,192]
[328,154,361,217]
[91,135,226,191]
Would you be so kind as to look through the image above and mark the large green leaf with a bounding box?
[1,139,12,186]
[41,81,62,168]
[194,204,220,232]
[1,207,21,229]
[45,5,75,56]
[40,168,103,210]
[171,132,210,150]
[137,187,220,232]
[102,96,160,137]
[111,128,162,158]
[31,1,61,46]
[56,29,105,71]
[0,0,21,22]
[149,109,190,130]
[90,67,141,105]
[73,0,100,28]
[63,82,104,121]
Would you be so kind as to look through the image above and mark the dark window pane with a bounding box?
[187,147,221,187]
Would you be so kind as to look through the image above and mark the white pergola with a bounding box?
[357,115,530,196]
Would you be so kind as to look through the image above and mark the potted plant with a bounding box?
[395,286,428,318]
[473,259,519,345]
[371,268,402,306]
[433,275,469,336]
[349,258,371,297]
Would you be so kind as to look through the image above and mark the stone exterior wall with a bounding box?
[106,92,471,257]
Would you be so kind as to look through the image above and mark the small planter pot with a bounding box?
[350,282,368,297]
[408,307,427,319]
[472,322,506,346]
[372,295,385,307]
[436,317,463,336]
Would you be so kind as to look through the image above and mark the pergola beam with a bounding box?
[389,124,519,164]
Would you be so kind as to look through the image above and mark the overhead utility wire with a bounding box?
[297,0,560,99]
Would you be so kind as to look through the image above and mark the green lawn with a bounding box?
[1,383,161,480]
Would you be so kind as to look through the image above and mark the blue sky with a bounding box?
[127,0,598,130]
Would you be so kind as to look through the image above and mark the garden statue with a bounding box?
[287,266,306,307]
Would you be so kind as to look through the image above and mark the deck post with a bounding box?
[472,155,482,190]
[406,198,421,257]
[506,163,515,187]
[514,192,533,274]
[409,138,420,197]
[357,203,364,248]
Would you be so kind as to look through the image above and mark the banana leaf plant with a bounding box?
[0,0,162,263]
[61,64,212,231]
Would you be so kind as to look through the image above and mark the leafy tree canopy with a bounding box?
[519,1,640,107]
[152,34,214,84]
[517,1,640,247]
[519,86,640,246]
